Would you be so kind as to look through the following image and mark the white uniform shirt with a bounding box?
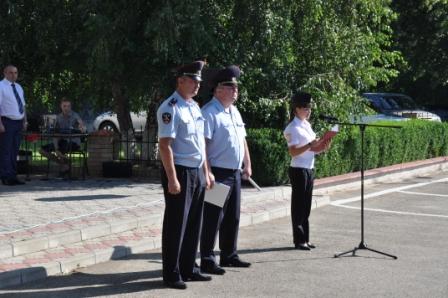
[157,91,206,168]
[283,117,316,169]
[0,79,26,120]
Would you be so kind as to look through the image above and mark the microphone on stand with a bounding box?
[318,114,339,122]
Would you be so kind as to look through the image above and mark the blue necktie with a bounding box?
[11,83,24,114]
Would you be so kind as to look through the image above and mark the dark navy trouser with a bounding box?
[289,167,314,244]
[161,165,206,282]
[200,167,241,265]
[0,117,23,179]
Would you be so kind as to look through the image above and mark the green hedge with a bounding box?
[246,120,448,186]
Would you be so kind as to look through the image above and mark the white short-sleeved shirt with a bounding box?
[157,91,206,168]
[0,79,26,120]
[201,97,246,170]
[283,117,316,169]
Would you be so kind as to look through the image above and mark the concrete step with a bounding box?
[0,226,162,288]
[0,192,329,289]
[0,186,294,260]
[0,202,164,260]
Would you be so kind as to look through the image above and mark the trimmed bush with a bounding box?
[247,120,448,186]
[246,128,290,186]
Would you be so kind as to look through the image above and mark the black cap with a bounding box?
[291,91,313,109]
[213,65,241,87]
[176,61,205,81]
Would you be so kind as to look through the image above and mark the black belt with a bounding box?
[1,116,23,121]
[211,167,240,173]
[175,164,200,170]
[290,166,314,171]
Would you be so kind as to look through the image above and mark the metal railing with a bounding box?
[20,131,88,179]
[112,127,160,167]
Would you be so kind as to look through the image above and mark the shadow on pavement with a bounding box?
[1,249,165,297]
[0,177,162,194]
[237,246,296,254]
[36,194,129,202]
[1,277,164,298]
[122,252,162,261]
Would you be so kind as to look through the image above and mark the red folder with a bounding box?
[310,130,338,152]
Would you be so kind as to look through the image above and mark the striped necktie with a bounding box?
[11,83,24,114]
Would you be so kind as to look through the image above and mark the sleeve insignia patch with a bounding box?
[162,112,172,124]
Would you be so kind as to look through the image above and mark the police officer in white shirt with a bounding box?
[200,65,252,275]
[283,91,330,250]
[0,65,27,186]
[157,60,212,290]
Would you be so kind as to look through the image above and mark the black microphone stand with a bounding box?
[325,120,401,259]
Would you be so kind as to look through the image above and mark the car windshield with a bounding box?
[368,95,419,111]
[383,95,418,109]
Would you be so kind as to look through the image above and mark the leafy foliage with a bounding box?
[1,0,403,128]
[390,0,448,108]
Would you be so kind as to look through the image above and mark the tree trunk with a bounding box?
[142,88,162,165]
[111,81,135,160]
[111,81,132,133]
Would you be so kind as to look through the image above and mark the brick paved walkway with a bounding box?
[0,157,446,288]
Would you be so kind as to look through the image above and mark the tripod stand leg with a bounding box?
[334,247,358,258]
[364,246,397,259]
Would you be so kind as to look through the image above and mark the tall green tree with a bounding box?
[221,0,401,128]
[391,0,448,108]
[0,0,89,116]
[1,0,402,134]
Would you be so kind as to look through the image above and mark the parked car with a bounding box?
[355,113,408,123]
[362,93,441,122]
[93,111,147,135]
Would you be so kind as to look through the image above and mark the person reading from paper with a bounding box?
[39,97,86,175]
[283,91,331,251]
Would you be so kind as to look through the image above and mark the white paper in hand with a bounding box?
[204,182,231,208]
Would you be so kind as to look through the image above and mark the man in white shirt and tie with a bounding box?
[0,65,27,186]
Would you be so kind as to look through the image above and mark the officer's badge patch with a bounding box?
[162,112,172,124]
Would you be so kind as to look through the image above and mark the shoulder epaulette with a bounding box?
[168,98,177,107]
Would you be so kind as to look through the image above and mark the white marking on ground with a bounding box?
[333,204,448,219]
[397,190,448,198]
[331,177,448,206]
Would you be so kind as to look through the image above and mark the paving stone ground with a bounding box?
[0,179,163,234]
[0,157,446,288]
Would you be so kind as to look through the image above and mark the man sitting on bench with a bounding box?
[39,97,86,175]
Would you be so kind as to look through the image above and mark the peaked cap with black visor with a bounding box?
[213,65,241,88]
[291,91,314,110]
[176,60,205,82]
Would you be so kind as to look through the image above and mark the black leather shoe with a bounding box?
[164,280,187,289]
[220,258,251,268]
[201,262,226,275]
[184,272,212,282]
[295,243,311,250]
[307,242,316,249]
[2,178,19,186]
[12,178,25,185]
